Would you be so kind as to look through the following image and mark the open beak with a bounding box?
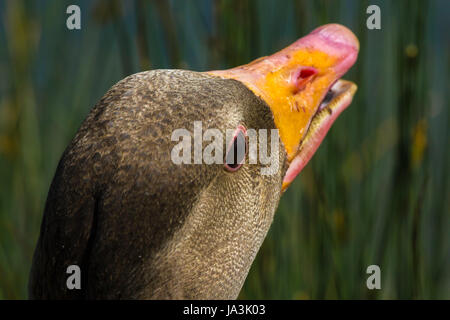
[207,24,359,191]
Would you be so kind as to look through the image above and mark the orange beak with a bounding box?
[207,24,359,191]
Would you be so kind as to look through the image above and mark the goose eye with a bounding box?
[224,125,247,172]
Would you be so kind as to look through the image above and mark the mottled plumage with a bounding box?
[29,70,287,299]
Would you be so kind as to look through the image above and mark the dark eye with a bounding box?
[224,125,247,172]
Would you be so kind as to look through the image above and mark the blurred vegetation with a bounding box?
[0,0,448,299]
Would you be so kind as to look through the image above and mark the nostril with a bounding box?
[298,67,317,79]
[292,67,317,94]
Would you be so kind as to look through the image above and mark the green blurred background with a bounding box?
[0,0,448,299]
